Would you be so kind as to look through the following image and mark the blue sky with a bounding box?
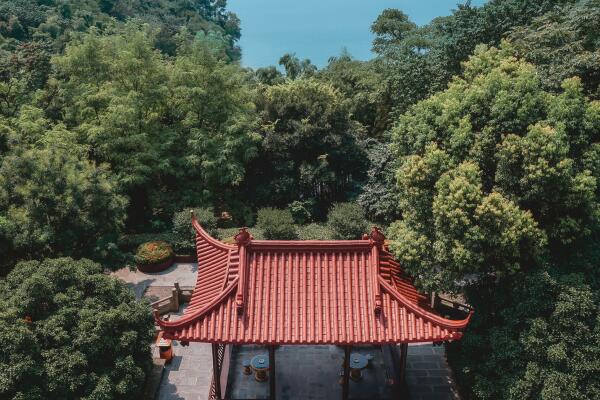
[227,0,487,69]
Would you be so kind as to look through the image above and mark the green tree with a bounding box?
[172,36,260,210]
[256,207,297,240]
[172,207,218,253]
[249,78,367,215]
[370,9,417,56]
[390,43,599,290]
[326,202,368,240]
[54,26,171,192]
[0,41,51,118]
[389,43,600,399]
[0,117,126,270]
[0,257,154,399]
[254,66,285,86]
[0,0,241,57]
[278,53,317,80]
[317,51,384,137]
[370,1,575,130]
[53,26,259,225]
[357,139,401,223]
[448,272,600,400]
[510,0,600,98]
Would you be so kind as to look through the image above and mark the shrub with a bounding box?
[172,207,218,254]
[327,202,368,240]
[134,241,174,266]
[117,232,175,253]
[92,234,133,270]
[257,208,297,240]
[297,223,333,240]
[288,200,315,224]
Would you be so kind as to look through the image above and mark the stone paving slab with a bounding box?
[229,345,395,400]
[111,263,197,299]
[405,344,459,400]
[154,342,458,400]
[157,341,213,400]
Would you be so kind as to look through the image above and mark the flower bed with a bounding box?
[135,241,174,273]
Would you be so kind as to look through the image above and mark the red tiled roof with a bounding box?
[155,215,472,345]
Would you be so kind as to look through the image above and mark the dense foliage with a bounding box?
[172,207,218,253]
[1,0,600,398]
[448,272,600,400]
[389,43,600,292]
[0,258,154,399]
[256,208,297,240]
[510,0,600,98]
[0,0,241,57]
[388,43,600,398]
[0,111,127,273]
[249,78,367,217]
[53,26,259,226]
[326,202,368,240]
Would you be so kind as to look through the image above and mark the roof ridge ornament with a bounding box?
[369,226,385,315]
[234,227,251,314]
[234,227,252,246]
[370,226,385,247]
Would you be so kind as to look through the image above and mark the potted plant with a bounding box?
[135,241,174,273]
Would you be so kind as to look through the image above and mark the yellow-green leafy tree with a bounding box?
[388,43,600,399]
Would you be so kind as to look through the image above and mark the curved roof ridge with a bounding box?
[186,217,237,312]
[379,276,472,330]
[379,248,428,305]
[191,214,234,252]
[155,277,239,329]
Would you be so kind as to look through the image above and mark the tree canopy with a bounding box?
[0,0,241,57]
[389,42,600,290]
[388,42,600,399]
[0,108,126,272]
[248,78,367,217]
[0,258,154,399]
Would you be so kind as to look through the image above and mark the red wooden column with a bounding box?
[269,345,276,400]
[212,343,222,400]
[342,346,351,400]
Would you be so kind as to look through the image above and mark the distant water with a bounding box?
[228,0,487,69]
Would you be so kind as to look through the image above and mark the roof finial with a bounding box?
[234,227,252,246]
[370,226,385,247]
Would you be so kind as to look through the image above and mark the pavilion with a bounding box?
[155,213,472,399]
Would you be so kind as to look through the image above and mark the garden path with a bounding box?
[111,262,197,298]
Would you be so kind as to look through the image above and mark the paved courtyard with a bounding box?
[405,344,459,400]
[111,262,197,299]
[154,342,458,400]
[229,345,395,400]
[157,341,213,400]
[113,263,215,400]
